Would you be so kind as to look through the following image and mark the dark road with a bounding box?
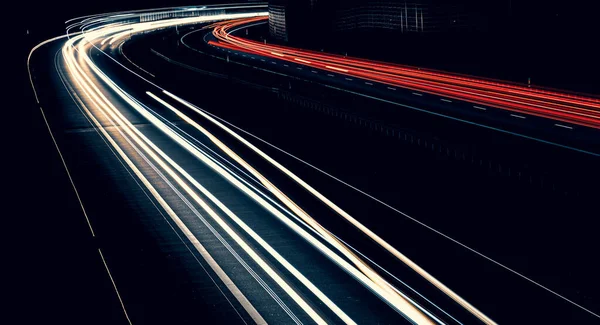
[25,4,600,324]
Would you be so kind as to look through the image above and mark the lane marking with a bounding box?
[296,67,303,70]
[72,31,342,322]
[440,99,452,103]
[412,92,423,96]
[37,105,95,236]
[365,82,373,85]
[56,58,254,325]
[345,78,353,81]
[555,124,573,129]
[311,70,318,74]
[327,74,334,77]
[387,87,396,91]
[99,249,133,324]
[119,43,155,78]
[473,105,487,111]
[260,59,265,62]
[283,64,289,67]
[510,114,526,119]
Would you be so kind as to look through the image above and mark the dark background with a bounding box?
[278,0,599,94]
[13,0,598,323]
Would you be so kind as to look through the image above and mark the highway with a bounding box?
[210,17,600,131]
[27,4,600,324]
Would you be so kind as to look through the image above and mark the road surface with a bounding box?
[27,4,600,324]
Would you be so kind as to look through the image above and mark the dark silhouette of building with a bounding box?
[266,0,599,93]
[267,1,498,45]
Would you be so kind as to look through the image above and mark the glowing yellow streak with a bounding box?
[61,41,267,325]
[62,55,267,324]
[63,10,458,324]
[100,36,111,46]
[65,36,328,325]
[73,31,422,322]
[149,93,434,325]
[67,17,430,323]
[108,29,132,45]
[164,91,495,325]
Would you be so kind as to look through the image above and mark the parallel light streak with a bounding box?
[210,16,600,130]
[36,5,577,324]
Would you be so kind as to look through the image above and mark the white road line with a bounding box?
[37,105,95,236]
[271,61,276,64]
[473,105,487,111]
[440,99,452,103]
[58,60,257,325]
[345,78,353,81]
[260,59,265,62]
[555,124,573,129]
[297,67,303,70]
[283,64,289,67]
[387,87,396,91]
[365,82,373,85]
[327,74,334,77]
[58,55,265,325]
[412,92,423,96]
[510,114,526,119]
[311,70,318,74]
[98,249,133,324]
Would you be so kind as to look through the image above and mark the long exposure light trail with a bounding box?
[34,4,585,324]
[209,17,600,130]
[162,90,494,325]
[52,7,447,325]
[147,92,439,325]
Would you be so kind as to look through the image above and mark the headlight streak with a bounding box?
[54,50,264,325]
[149,92,442,325]
[85,55,302,324]
[64,35,294,325]
[152,43,600,321]
[162,91,488,324]
[59,7,468,324]
[71,47,330,325]
[46,5,543,325]
[64,17,436,324]
[139,95,461,325]
[62,12,366,325]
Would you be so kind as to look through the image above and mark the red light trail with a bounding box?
[209,17,600,129]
